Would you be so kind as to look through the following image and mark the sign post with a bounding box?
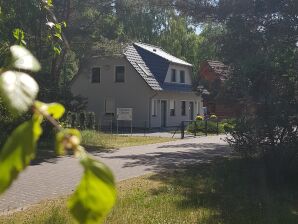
[116,108,133,135]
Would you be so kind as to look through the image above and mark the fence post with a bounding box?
[181,121,185,139]
[194,121,197,137]
[205,119,208,136]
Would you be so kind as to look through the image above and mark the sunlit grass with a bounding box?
[2,158,298,224]
[81,130,174,149]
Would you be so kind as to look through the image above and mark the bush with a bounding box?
[187,120,225,134]
[63,111,96,130]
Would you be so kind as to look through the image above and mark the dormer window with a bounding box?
[180,71,185,83]
[171,69,176,82]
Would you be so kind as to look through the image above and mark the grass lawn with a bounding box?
[81,130,175,150]
[34,130,174,162]
[2,157,298,224]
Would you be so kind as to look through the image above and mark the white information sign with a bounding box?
[117,108,133,121]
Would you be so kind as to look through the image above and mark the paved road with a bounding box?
[0,135,230,214]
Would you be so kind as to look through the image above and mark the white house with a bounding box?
[71,42,203,129]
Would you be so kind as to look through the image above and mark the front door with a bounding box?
[189,102,194,120]
[161,100,167,127]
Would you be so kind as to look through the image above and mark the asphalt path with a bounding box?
[0,135,230,214]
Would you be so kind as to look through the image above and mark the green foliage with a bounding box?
[0,43,116,223]
[0,114,43,194]
[68,155,116,224]
[187,120,225,134]
[35,101,65,120]
[55,128,81,156]
[12,28,26,46]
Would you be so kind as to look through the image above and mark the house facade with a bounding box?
[71,43,203,129]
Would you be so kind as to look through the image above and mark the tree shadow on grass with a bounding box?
[149,158,298,224]
[104,141,298,223]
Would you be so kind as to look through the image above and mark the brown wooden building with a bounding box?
[199,60,242,118]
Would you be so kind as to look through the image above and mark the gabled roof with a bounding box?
[206,60,230,81]
[124,44,162,91]
[134,43,193,67]
[124,43,193,92]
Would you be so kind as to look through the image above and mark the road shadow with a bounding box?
[31,144,113,166]
[104,142,231,172]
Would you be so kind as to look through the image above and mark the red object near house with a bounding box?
[199,60,242,118]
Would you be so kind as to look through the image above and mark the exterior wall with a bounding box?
[71,56,153,128]
[150,91,203,128]
[164,64,192,84]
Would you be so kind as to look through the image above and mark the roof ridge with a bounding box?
[134,42,192,67]
[134,42,163,50]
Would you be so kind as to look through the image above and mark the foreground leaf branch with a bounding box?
[0,45,116,224]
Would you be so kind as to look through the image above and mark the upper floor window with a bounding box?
[115,66,125,83]
[171,69,176,82]
[180,70,185,83]
[91,67,100,83]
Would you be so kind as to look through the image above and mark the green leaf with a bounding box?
[12,28,25,46]
[10,45,41,72]
[53,46,62,55]
[0,71,39,115]
[35,101,65,119]
[54,33,62,41]
[68,156,116,224]
[0,115,43,194]
[55,129,81,156]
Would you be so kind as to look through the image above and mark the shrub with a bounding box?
[187,120,225,134]
[196,115,204,121]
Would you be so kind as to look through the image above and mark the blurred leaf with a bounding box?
[10,45,41,72]
[43,0,53,7]
[0,71,39,115]
[35,101,65,119]
[68,156,116,224]
[53,46,62,55]
[12,28,26,46]
[54,33,62,41]
[55,129,81,155]
[0,114,43,194]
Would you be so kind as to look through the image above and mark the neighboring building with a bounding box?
[71,42,203,129]
[199,60,241,118]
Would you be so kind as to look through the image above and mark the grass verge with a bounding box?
[81,130,174,150]
[2,158,298,224]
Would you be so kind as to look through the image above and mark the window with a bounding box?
[91,67,100,83]
[180,71,185,83]
[171,69,176,82]
[105,98,115,115]
[151,100,157,117]
[170,100,175,116]
[115,66,125,82]
[181,101,186,116]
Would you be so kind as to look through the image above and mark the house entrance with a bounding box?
[161,100,167,127]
